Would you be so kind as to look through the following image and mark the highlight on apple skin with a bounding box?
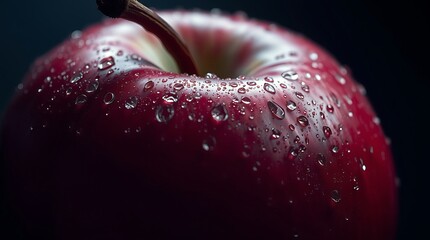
[1,0,398,239]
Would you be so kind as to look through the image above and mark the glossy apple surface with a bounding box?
[1,9,397,240]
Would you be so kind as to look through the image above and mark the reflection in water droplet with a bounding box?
[85,81,99,93]
[331,145,339,153]
[323,126,332,138]
[75,94,87,105]
[267,101,285,120]
[297,116,309,127]
[103,92,115,104]
[263,83,276,94]
[326,104,334,113]
[173,83,184,91]
[70,72,83,83]
[264,76,274,82]
[271,128,281,139]
[98,56,115,70]
[301,82,310,92]
[162,92,178,103]
[125,96,139,109]
[156,105,175,123]
[331,190,341,203]
[241,97,251,104]
[211,104,229,122]
[295,92,305,100]
[143,81,154,92]
[286,100,297,111]
[287,148,298,160]
[282,70,299,81]
[238,87,246,94]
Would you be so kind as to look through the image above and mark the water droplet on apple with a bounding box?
[373,116,381,125]
[103,92,115,105]
[270,128,281,139]
[237,87,246,94]
[75,94,87,105]
[70,72,83,83]
[331,190,341,203]
[241,97,251,104]
[301,82,310,92]
[98,56,115,70]
[317,153,326,166]
[264,76,274,82]
[205,72,217,79]
[286,100,297,111]
[281,70,299,81]
[326,104,334,113]
[211,104,229,122]
[359,158,367,171]
[263,83,276,94]
[323,126,332,138]
[295,92,305,100]
[173,83,184,91]
[287,148,298,160]
[65,88,73,96]
[297,116,309,127]
[155,105,175,123]
[309,52,319,61]
[125,96,139,109]
[143,81,155,92]
[85,81,99,93]
[267,101,285,120]
[202,137,216,151]
[162,92,178,103]
[331,145,339,153]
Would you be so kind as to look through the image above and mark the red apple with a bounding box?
[1,0,397,239]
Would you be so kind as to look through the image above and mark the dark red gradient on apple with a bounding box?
[1,0,397,239]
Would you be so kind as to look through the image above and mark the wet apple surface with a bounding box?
[1,0,397,239]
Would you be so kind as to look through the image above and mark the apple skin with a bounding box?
[1,11,397,239]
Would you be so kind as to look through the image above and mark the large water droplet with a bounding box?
[98,56,115,70]
[162,92,178,103]
[211,104,229,122]
[103,92,115,105]
[125,96,139,109]
[281,70,299,81]
[297,116,309,127]
[267,101,285,120]
[155,105,175,123]
[263,83,276,94]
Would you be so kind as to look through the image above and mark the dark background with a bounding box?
[1,0,427,239]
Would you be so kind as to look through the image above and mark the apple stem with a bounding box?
[96,0,199,75]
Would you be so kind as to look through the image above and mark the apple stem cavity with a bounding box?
[96,0,199,75]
